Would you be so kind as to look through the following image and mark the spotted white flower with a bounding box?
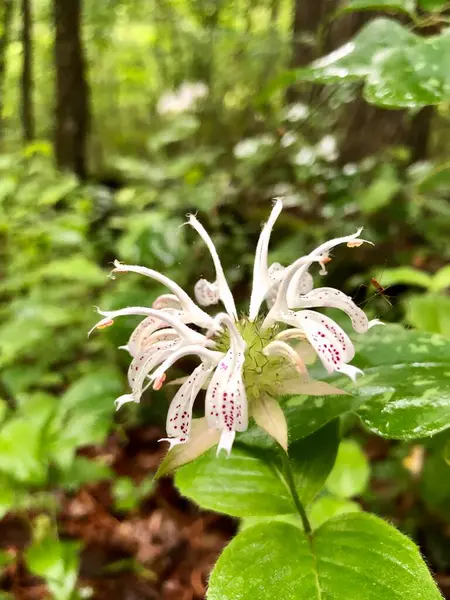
[91,199,381,464]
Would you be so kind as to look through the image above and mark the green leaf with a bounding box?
[420,449,450,520]
[295,18,416,84]
[308,496,361,530]
[175,421,339,517]
[36,255,105,286]
[364,29,450,108]
[208,513,442,600]
[26,535,80,600]
[405,294,450,336]
[373,267,432,289]
[358,165,400,214]
[57,457,113,491]
[352,324,450,438]
[430,265,450,292]
[326,440,370,498]
[0,418,47,485]
[343,0,415,15]
[418,0,447,9]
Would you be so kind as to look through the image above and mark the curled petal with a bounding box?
[91,306,209,347]
[249,198,283,321]
[335,363,363,382]
[128,340,179,388]
[188,215,237,319]
[263,341,307,375]
[152,294,181,310]
[114,394,135,410]
[369,319,384,329]
[111,260,214,328]
[148,345,224,389]
[264,228,370,329]
[288,287,370,334]
[194,278,220,306]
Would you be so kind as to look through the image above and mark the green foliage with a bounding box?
[326,439,370,498]
[176,421,339,517]
[295,18,450,109]
[208,514,442,599]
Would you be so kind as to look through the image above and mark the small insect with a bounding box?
[370,277,392,307]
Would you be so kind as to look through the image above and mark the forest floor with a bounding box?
[0,424,448,600]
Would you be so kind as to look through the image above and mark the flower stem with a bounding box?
[282,452,312,535]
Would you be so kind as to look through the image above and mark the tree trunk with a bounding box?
[0,0,14,141]
[21,0,34,141]
[53,0,90,179]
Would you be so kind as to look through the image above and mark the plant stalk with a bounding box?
[282,452,312,535]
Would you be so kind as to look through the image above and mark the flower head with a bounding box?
[91,200,381,464]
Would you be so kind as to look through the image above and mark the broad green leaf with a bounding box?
[351,324,450,438]
[294,18,417,84]
[326,439,370,498]
[364,29,450,108]
[208,513,442,600]
[431,265,450,292]
[406,294,450,337]
[373,267,432,289]
[176,446,294,517]
[343,0,415,13]
[175,421,339,517]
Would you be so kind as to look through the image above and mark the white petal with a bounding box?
[111,261,214,328]
[263,228,370,329]
[217,429,236,457]
[166,363,213,439]
[335,363,363,382]
[287,310,355,373]
[286,271,314,306]
[148,345,223,388]
[194,278,220,306]
[93,306,209,346]
[368,319,384,329]
[188,215,237,319]
[152,294,181,310]
[114,394,135,410]
[263,341,307,374]
[288,287,370,334]
[249,199,283,321]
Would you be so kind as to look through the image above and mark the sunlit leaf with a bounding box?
[208,514,441,599]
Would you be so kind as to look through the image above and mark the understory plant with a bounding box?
[92,199,449,598]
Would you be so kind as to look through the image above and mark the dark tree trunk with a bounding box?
[53,0,90,179]
[21,0,34,141]
[0,0,14,141]
[287,0,339,101]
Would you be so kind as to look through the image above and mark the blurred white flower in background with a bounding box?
[317,134,338,162]
[286,103,309,122]
[157,82,208,115]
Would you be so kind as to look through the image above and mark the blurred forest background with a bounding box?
[1,0,450,598]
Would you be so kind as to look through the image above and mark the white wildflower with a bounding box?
[91,200,381,462]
